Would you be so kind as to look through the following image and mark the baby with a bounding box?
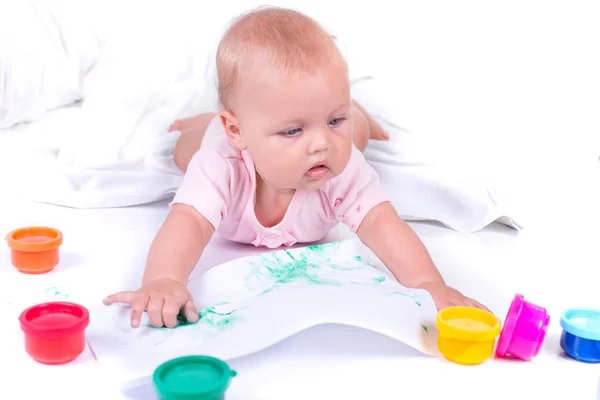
[105,7,488,328]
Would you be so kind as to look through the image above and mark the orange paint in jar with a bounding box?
[5,227,63,274]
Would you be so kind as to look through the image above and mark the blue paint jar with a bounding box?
[559,308,600,363]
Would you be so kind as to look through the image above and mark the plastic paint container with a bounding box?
[560,307,600,363]
[153,355,237,400]
[436,306,501,365]
[19,302,89,365]
[496,294,550,360]
[6,227,63,274]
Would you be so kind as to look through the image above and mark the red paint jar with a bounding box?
[19,302,90,365]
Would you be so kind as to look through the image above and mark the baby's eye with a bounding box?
[282,128,302,136]
[328,117,346,127]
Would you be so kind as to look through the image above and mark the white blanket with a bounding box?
[0,1,522,232]
[0,0,100,128]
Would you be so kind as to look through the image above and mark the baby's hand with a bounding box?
[104,278,199,328]
[417,281,490,312]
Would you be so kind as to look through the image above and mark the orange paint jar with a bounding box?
[6,227,63,274]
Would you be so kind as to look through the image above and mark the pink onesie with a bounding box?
[170,116,389,249]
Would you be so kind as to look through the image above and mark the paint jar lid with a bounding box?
[153,356,237,400]
[436,306,501,342]
[560,308,600,341]
[6,226,62,252]
[19,302,89,339]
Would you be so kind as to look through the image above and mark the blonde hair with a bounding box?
[216,6,345,110]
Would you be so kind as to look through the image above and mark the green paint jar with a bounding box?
[152,355,237,400]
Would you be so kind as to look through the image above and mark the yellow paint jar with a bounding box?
[436,306,501,365]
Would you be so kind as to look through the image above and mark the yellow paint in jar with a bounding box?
[436,306,501,365]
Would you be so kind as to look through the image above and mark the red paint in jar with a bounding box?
[19,302,90,365]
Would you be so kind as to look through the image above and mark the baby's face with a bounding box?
[231,61,352,191]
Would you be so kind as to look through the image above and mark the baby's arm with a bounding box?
[357,203,487,310]
[357,202,442,287]
[105,144,231,328]
[141,204,213,286]
[104,206,213,328]
[329,147,488,311]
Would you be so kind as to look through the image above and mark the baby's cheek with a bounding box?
[333,144,352,174]
[261,151,298,179]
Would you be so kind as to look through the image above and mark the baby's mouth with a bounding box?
[305,164,329,179]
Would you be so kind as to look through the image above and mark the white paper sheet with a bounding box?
[86,239,439,381]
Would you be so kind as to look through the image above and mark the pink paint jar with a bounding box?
[496,294,550,360]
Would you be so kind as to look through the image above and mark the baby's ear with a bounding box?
[220,110,246,150]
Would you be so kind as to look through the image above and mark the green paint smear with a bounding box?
[45,286,70,299]
[307,242,339,253]
[353,255,374,266]
[175,314,195,326]
[149,302,242,331]
[245,244,344,293]
[244,242,425,310]
[197,307,239,329]
[384,290,422,306]
[421,324,428,333]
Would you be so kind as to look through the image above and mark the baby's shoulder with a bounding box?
[182,136,253,211]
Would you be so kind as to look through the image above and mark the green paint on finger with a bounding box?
[148,301,242,331]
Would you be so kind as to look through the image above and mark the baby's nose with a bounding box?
[308,130,329,154]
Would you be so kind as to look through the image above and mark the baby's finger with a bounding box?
[435,299,455,311]
[146,296,165,328]
[467,299,490,313]
[130,295,149,328]
[476,301,492,313]
[162,297,183,328]
[104,291,137,306]
[182,299,199,323]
